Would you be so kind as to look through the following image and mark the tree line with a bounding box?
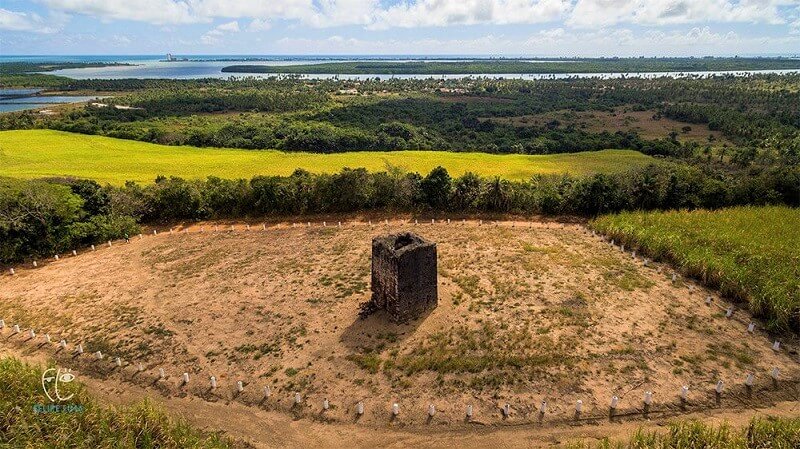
[3,163,798,265]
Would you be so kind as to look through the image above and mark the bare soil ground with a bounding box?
[1,219,798,445]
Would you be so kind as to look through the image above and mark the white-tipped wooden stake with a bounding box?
[72,250,77,256]
[28,328,35,338]
[138,363,144,372]
[466,404,473,418]
[91,245,95,251]
[706,296,712,304]
[621,244,625,252]
[9,268,14,275]
[264,386,271,399]
[772,341,780,351]
[323,398,330,410]
[237,381,244,393]
[338,221,341,227]
[726,307,733,317]
[153,229,157,235]
[115,357,122,367]
[368,220,372,226]
[95,351,103,360]
[158,368,165,379]
[54,254,59,261]
[323,221,327,227]
[262,223,266,230]
[107,240,112,247]
[672,273,677,282]
[610,396,618,409]
[771,367,780,380]
[745,373,754,386]
[184,228,188,234]
[356,401,364,415]
[169,228,173,235]
[502,403,510,417]
[447,218,450,224]
[575,400,583,413]
[214,225,219,232]
[182,372,189,384]
[246,224,250,231]
[392,403,399,416]
[415,219,418,225]
[45,334,51,343]
[644,391,653,406]
[431,219,435,224]
[210,376,217,389]
[77,344,84,354]
[681,385,689,400]
[539,401,547,414]
[428,404,436,417]
[139,234,143,239]
[230,225,234,231]
[479,219,483,225]
[59,340,67,350]
[307,222,310,227]
[12,325,20,334]
[747,322,755,333]
[0,319,4,329]
[384,219,388,225]
[295,392,302,404]
[632,251,636,259]
[715,380,724,394]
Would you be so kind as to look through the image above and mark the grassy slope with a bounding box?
[0,130,654,185]
[0,356,230,448]
[592,206,800,332]
[566,417,800,448]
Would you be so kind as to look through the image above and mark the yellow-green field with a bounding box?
[0,130,655,185]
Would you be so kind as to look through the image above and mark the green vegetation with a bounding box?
[566,417,800,449]
[221,57,800,74]
[0,130,654,184]
[2,75,798,165]
[592,206,800,332]
[0,176,139,264]
[0,356,231,448]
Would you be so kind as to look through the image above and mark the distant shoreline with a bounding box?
[221,57,800,75]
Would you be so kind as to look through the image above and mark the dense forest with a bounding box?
[221,57,800,74]
[1,74,798,166]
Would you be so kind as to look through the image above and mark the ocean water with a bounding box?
[4,55,798,81]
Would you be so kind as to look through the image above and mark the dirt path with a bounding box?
[1,218,798,447]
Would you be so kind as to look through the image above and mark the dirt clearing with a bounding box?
[1,219,797,438]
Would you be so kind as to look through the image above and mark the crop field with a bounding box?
[592,206,800,332]
[1,219,797,433]
[0,130,656,185]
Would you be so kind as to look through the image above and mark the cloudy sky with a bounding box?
[1,0,799,56]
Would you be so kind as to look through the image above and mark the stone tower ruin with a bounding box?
[369,232,438,323]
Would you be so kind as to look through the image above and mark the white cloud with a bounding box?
[41,0,199,24]
[568,0,794,28]
[248,18,271,31]
[369,0,570,29]
[0,8,59,33]
[23,0,800,30]
[201,20,240,45]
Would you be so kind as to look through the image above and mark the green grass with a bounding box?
[0,356,231,448]
[592,206,800,332]
[565,417,800,448]
[0,130,655,185]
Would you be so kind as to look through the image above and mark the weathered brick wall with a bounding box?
[370,232,438,323]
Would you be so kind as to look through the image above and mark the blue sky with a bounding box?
[1,1,799,56]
